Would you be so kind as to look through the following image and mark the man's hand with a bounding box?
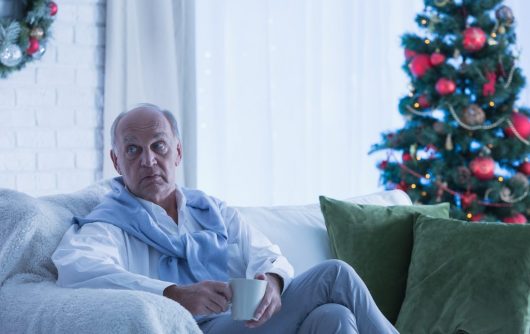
[245,273,283,328]
[163,281,232,316]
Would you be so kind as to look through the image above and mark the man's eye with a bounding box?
[126,145,139,155]
[153,142,167,152]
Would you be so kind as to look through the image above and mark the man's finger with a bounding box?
[213,282,232,301]
[246,303,273,328]
[253,285,272,319]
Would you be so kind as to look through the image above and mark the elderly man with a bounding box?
[52,104,397,333]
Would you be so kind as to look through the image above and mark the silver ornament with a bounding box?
[0,44,23,67]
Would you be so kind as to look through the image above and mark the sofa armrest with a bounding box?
[0,278,201,334]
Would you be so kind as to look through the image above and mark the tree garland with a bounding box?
[0,0,58,78]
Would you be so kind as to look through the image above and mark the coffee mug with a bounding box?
[229,278,267,321]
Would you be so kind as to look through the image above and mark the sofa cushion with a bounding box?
[236,189,412,275]
[396,215,530,333]
[319,197,449,324]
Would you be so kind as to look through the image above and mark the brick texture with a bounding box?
[0,0,106,196]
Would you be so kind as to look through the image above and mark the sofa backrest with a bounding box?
[236,190,412,275]
[0,180,411,284]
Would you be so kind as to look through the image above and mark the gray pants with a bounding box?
[199,260,398,334]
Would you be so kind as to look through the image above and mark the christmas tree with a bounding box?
[371,0,530,223]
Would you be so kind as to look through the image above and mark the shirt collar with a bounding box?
[175,183,187,213]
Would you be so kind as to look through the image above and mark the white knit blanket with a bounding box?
[0,182,201,334]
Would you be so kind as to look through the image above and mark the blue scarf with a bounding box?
[75,177,229,285]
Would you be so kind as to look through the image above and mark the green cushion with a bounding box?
[396,215,530,333]
[319,196,450,324]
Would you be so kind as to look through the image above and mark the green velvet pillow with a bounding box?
[319,196,450,324]
[396,215,530,333]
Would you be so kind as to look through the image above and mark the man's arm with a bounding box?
[52,223,174,295]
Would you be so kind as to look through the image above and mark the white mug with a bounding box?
[229,278,267,321]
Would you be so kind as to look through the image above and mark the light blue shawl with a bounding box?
[75,177,229,285]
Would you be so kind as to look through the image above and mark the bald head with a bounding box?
[111,103,180,150]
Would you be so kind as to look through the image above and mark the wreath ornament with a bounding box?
[0,0,58,78]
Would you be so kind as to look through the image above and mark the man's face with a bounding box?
[111,108,182,204]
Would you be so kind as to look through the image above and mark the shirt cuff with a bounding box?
[265,268,293,295]
[139,277,176,296]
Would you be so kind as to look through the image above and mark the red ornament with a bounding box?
[404,49,417,60]
[470,213,484,222]
[409,54,432,77]
[417,95,430,108]
[396,181,408,191]
[435,78,456,95]
[503,213,527,224]
[402,153,412,162]
[378,160,389,170]
[462,27,487,52]
[49,1,58,16]
[469,156,495,180]
[505,112,530,138]
[482,72,496,96]
[460,192,477,209]
[520,162,530,175]
[430,52,446,66]
[26,37,40,55]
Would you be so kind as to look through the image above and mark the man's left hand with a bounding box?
[245,273,283,328]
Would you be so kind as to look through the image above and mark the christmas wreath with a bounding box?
[0,0,58,78]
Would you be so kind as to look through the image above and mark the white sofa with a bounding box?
[0,180,411,333]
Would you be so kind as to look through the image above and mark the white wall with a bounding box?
[0,0,106,196]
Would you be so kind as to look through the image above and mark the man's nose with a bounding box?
[140,149,157,167]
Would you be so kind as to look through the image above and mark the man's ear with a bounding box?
[110,149,122,174]
[175,141,183,166]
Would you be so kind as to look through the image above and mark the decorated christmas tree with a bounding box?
[371,0,530,223]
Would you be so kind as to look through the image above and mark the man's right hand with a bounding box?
[163,281,232,316]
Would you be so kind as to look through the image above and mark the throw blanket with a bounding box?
[0,182,201,334]
[75,177,229,285]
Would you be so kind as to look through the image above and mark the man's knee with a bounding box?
[299,303,357,334]
[317,259,361,282]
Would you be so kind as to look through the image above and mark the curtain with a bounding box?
[103,0,197,185]
[194,0,424,206]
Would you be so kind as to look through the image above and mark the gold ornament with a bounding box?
[495,5,514,26]
[462,104,486,126]
[509,172,529,189]
[498,25,506,34]
[30,27,44,39]
[455,166,472,185]
[410,144,418,160]
[445,134,453,151]
[434,0,451,7]
[428,15,441,32]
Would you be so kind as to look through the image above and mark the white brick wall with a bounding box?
[0,0,106,196]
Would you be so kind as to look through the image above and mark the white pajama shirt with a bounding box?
[52,186,294,296]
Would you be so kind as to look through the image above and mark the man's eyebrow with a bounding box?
[123,132,168,143]
[153,132,169,139]
[123,135,137,143]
